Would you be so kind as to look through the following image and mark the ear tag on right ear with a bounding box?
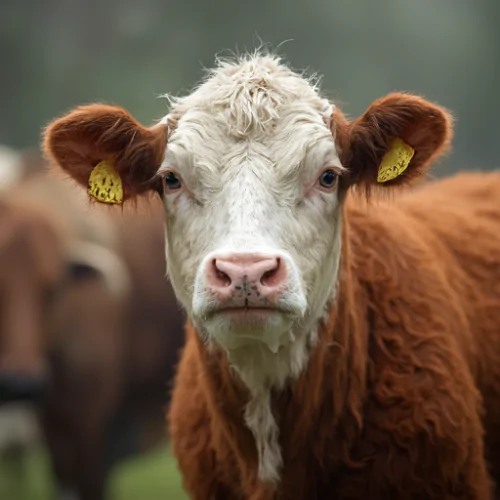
[377,138,415,183]
[88,160,123,204]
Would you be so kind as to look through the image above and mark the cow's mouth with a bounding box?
[217,306,281,315]
[216,305,283,316]
[197,298,304,319]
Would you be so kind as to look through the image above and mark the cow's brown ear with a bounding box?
[43,104,168,204]
[333,93,454,193]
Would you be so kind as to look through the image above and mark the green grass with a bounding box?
[109,445,188,500]
[0,444,188,500]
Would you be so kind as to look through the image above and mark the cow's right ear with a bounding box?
[43,104,168,204]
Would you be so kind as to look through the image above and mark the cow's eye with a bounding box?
[163,171,182,190]
[318,169,337,189]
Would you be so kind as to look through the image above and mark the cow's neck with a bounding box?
[193,218,368,488]
[225,329,315,485]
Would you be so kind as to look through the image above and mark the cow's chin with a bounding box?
[197,308,296,353]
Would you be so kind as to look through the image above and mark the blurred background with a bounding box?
[0,0,498,499]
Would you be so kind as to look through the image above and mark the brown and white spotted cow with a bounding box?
[43,53,500,499]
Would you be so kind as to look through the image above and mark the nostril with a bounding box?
[260,258,282,287]
[216,269,231,286]
[212,259,232,287]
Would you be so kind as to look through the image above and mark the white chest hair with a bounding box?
[227,327,316,484]
[244,390,282,483]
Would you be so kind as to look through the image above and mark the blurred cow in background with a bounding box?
[0,149,185,500]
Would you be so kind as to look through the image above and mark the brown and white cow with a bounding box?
[43,53,500,499]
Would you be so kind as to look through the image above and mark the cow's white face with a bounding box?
[159,57,345,360]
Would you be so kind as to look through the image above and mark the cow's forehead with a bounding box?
[166,54,331,130]
[162,55,338,185]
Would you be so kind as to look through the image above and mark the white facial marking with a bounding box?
[158,54,345,483]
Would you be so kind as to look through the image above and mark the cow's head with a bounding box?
[0,203,63,403]
[43,55,452,388]
[0,198,129,405]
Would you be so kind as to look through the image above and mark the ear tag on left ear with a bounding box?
[377,138,415,183]
[88,160,123,204]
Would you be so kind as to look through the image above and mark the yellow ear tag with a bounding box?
[377,138,415,183]
[88,160,123,204]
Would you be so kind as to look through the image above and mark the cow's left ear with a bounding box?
[43,104,168,204]
[333,93,454,191]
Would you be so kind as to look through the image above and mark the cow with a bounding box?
[0,171,130,500]
[0,169,129,402]
[42,53,500,499]
[0,168,185,499]
[0,194,66,403]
